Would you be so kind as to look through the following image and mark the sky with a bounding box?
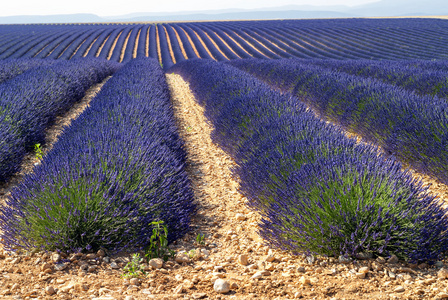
[1,0,378,17]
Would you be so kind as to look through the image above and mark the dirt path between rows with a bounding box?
[1,74,448,300]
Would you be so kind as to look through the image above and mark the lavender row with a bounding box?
[229,59,448,185]
[0,58,56,84]
[169,59,448,262]
[1,58,196,253]
[0,58,120,183]
[308,59,448,99]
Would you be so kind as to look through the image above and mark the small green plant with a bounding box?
[160,63,164,69]
[34,143,43,160]
[122,253,145,278]
[144,220,175,262]
[186,126,193,132]
[196,233,205,245]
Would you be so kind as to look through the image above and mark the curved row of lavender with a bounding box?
[0,58,196,252]
[0,59,56,84]
[0,58,120,183]
[229,59,448,186]
[169,59,448,262]
[305,59,448,99]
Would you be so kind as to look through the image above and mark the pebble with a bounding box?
[52,253,61,263]
[438,292,448,299]
[393,286,405,293]
[238,254,249,266]
[124,296,135,300]
[214,279,230,294]
[376,257,386,264]
[110,262,120,269]
[356,272,366,279]
[192,292,207,299]
[231,282,239,289]
[338,256,352,264]
[438,268,448,279]
[97,250,106,257]
[265,255,275,262]
[235,213,246,221]
[251,271,264,279]
[45,286,55,295]
[387,255,399,264]
[129,278,139,286]
[174,284,184,294]
[148,258,164,269]
[299,276,310,285]
[358,267,369,274]
[175,253,190,264]
[54,263,68,271]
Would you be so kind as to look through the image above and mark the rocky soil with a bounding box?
[0,74,448,300]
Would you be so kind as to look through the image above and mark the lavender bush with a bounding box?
[170,59,448,262]
[0,58,120,183]
[229,59,448,186]
[0,58,196,253]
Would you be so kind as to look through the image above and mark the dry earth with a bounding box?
[0,74,448,300]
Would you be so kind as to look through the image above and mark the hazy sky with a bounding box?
[2,0,378,17]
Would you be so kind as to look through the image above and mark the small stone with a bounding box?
[129,278,139,286]
[265,263,275,271]
[393,286,405,293]
[86,253,96,259]
[175,253,190,264]
[192,293,207,299]
[356,272,366,279]
[356,252,373,260]
[110,261,120,269]
[214,279,230,294]
[87,265,97,272]
[103,257,111,263]
[174,284,184,294]
[97,250,106,257]
[358,267,369,274]
[175,274,184,281]
[306,255,315,264]
[338,256,352,264]
[299,276,310,285]
[52,253,61,263]
[45,286,55,295]
[251,271,264,279]
[74,282,89,292]
[438,292,448,299]
[297,266,306,273]
[438,268,448,279]
[265,255,275,262]
[99,288,112,295]
[124,296,135,300]
[235,213,246,221]
[148,258,164,269]
[435,261,445,268]
[40,263,52,271]
[238,254,249,266]
[376,256,386,264]
[387,255,399,264]
[54,263,67,271]
[230,282,239,289]
[418,263,428,269]
[60,283,75,292]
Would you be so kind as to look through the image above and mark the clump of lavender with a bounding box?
[170,59,448,263]
[0,58,196,253]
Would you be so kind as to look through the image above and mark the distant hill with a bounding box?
[0,0,447,24]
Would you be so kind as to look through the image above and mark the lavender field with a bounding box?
[1,18,448,264]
